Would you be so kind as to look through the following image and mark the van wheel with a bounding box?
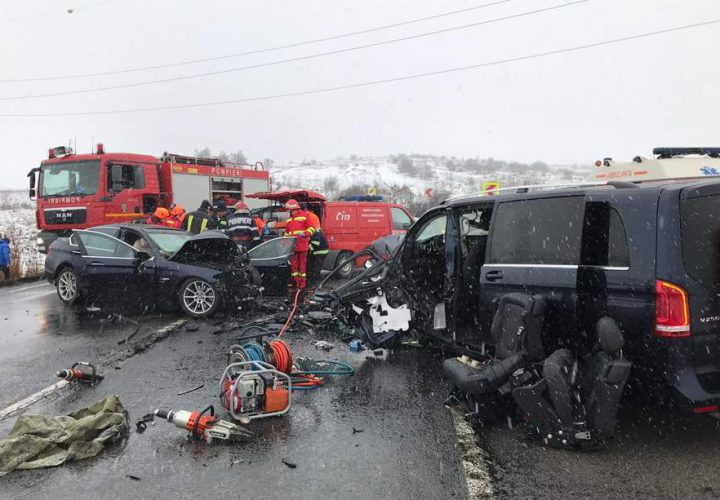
[179,279,219,318]
[56,267,81,306]
[336,252,355,279]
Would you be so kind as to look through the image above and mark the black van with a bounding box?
[318,153,720,413]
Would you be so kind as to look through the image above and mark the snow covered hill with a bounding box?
[271,154,593,200]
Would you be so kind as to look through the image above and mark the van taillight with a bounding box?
[655,280,690,338]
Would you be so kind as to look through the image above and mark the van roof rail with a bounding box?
[444,181,608,202]
[607,181,639,189]
[653,147,720,158]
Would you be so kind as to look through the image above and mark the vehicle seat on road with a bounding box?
[512,316,631,447]
[443,293,546,395]
[583,317,632,435]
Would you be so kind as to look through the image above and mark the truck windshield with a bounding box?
[40,160,100,197]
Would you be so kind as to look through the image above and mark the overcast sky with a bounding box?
[0,0,718,188]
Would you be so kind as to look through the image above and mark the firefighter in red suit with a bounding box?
[284,199,315,290]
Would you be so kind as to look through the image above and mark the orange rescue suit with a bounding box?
[285,209,316,288]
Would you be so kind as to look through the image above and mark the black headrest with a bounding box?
[596,317,624,353]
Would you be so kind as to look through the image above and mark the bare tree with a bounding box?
[323,176,339,199]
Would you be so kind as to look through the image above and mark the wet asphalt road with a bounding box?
[4,281,720,499]
[0,281,468,499]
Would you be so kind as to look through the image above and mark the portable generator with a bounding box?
[219,360,291,422]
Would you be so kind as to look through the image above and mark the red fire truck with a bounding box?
[28,144,270,252]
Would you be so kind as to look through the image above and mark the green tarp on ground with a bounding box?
[0,394,128,476]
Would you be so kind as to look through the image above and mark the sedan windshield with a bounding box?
[145,230,192,255]
[40,160,101,197]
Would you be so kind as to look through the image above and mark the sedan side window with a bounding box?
[248,237,296,259]
[77,231,136,259]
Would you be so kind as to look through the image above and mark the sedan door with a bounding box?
[75,230,143,305]
[248,237,296,296]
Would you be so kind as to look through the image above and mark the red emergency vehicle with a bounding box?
[246,190,415,270]
[28,145,270,252]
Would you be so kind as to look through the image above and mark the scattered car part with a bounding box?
[135,413,155,433]
[314,340,335,351]
[153,406,252,444]
[56,362,103,385]
[176,383,205,396]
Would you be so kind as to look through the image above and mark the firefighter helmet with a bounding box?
[154,207,170,219]
[284,199,300,210]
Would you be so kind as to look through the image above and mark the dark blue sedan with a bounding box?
[45,224,260,318]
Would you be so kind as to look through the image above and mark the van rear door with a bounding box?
[671,184,720,393]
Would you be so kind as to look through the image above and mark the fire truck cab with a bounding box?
[29,145,270,252]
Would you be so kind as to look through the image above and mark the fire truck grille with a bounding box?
[44,208,87,225]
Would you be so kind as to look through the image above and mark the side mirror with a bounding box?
[29,188,36,199]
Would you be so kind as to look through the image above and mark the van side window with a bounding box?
[681,194,720,288]
[415,215,446,242]
[107,164,145,193]
[488,197,584,265]
[391,208,413,230]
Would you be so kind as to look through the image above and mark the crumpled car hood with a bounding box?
[169,231,247,267]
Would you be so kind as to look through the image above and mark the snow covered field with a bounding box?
[0,190,44,279]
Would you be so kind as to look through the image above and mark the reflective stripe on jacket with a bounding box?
[181,210,215,234]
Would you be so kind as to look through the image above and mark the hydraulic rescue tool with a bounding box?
[56,362,103,385]
[153,406,253,444]
[220,360,292,422]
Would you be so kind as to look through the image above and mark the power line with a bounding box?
[0,0,514,83]
[0,0,588,101]
[2,18,717,118]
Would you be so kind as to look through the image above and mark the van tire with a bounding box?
[336,251,355,279]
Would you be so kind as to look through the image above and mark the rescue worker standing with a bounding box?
[0,236,10,281]
[306,209,329,289]
[147,207,170,226]
[227,201,260,249]
[180,200,216,234]
[284,199,315,290]
[169,205,186,228]
[213,200,230,231]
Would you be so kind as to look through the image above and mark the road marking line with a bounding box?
[0,319,186,421]
[451,408,495,499]
[4,282,50,295]
[0,380,69,422]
